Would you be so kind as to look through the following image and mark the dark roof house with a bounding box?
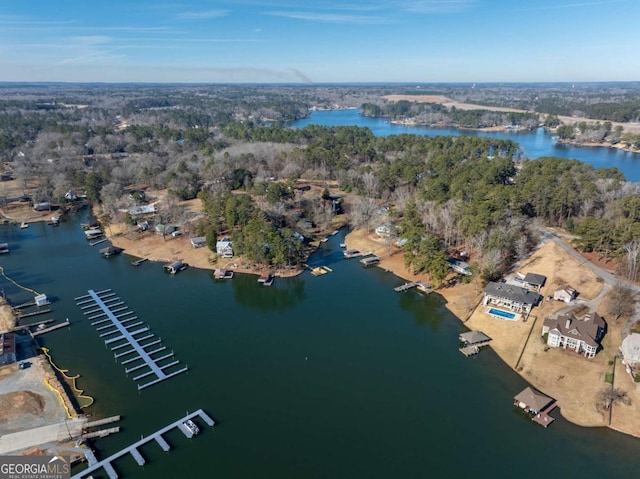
[522,273,547,291]
[483,282,542,314]
[542,312,606,358]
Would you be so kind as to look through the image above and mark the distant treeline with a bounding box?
[360,100,540,129]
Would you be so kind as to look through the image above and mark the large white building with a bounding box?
[620,333,640,371]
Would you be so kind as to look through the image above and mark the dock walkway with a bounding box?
[72,409,215,479]
[394,282,417,292]
[31,319,70,336]
[74,289,188,390]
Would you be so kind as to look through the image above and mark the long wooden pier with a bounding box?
[31,319,70,336]
[74,289,188,390]
[72,409,215,479]
[394,282,417,292]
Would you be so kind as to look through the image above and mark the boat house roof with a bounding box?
[459,331,491,345]
[514,387,554,412]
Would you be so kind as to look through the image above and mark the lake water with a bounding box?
[292,110,640,182]
[1,212,639,478]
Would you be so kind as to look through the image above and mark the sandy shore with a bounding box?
[343,228,640,438]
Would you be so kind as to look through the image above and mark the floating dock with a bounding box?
[310,265,332,276]
[394,282,417,292]
[394,281,432,294]
[74,289,188,390]
[131,258,148,266]
[72,409,215,479]
[15,308,51,319]
[31,319,70,336]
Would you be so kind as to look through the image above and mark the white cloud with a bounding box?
[399,0,476,14]
[267,11,391,24]
[176,9,229,20]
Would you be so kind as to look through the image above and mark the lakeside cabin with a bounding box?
[164,261,188,275]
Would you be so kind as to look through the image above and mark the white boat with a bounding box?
[20,222,28,229]
[182,419,199,435]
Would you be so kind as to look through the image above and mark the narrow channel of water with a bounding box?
[1,212,638,478]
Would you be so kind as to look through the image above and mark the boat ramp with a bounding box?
[74,289,188,390]
[72,409,215,479]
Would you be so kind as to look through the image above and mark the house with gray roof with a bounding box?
[542,312,606,358]
[522,272,547,292]
[447,258,472,276]
[620,333,640,371]
[482,282,542,315]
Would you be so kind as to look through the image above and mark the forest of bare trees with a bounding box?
[2,83,640,278]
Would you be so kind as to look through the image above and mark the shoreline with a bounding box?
[343,228,640,439]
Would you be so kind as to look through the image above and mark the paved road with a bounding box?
[542,229,640,336]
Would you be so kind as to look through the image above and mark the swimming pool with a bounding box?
[488,308,517,320]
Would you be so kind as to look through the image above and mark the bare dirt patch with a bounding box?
[0,391,45,423]
[0,300,16,332]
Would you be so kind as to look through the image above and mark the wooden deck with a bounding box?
[459,345,480,356]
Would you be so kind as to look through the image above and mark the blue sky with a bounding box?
[0,0,637,83]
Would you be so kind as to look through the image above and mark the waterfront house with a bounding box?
[0,333,16,366]
[554,285,577,303]
[155,224,177,236]
[542,312,606,358]
[447,258,472,276]
[33,202,51,211]
[64,190,78,201]
[482,282,542,315]
[216,238,233,257]
[128,204,156,216]
[375,223,398,238]
[620,333,640,371]
[521,272,547,292]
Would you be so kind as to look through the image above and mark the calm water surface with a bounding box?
[292,110,640,182]
[1,212,638,478]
